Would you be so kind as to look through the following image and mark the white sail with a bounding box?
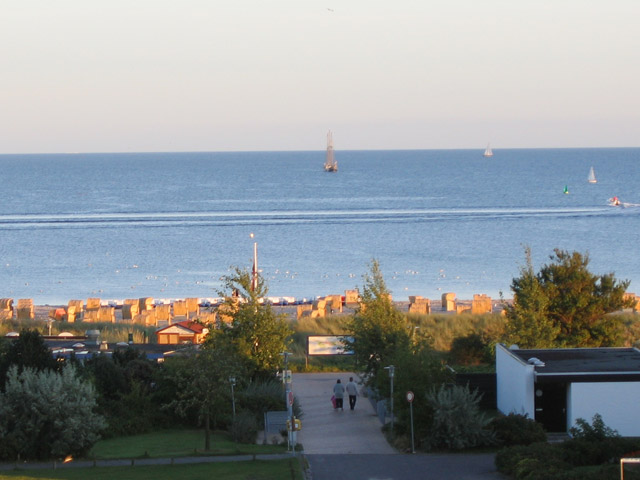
[588,166,597,183]
[324,130,338,172]
[483,143,493,157]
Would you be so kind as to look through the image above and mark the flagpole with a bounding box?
[250,233,258,291]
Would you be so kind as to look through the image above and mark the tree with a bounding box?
[209,266,292,379]
[164,344,245,451]
[0,329,60,390]
[348,260,411,379]
[503,248,560,348]
[504,248,634,348]
[0,365,105,460]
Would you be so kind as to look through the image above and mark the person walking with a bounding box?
[346,377,358,410]
[333,379,345,410]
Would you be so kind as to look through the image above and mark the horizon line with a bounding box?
[2,145,640,156]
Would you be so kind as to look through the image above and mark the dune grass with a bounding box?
[89,429,286,459]
[0,458,304,480]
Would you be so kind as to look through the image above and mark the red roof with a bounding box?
[156,321,206,334]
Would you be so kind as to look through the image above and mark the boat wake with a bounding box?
[0,206,621,231]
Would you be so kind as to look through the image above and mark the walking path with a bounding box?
[294,372,396,454]
[294,372,504,479]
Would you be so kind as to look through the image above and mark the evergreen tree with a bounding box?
[504,248,634,348]
[503,248,560,348]
[209,266,292,380]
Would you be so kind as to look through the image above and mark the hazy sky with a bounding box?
[2,0,639,153]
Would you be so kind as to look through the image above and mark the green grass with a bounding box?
[0,458,304,480]
[89,429,287,459]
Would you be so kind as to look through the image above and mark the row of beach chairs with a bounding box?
[1,298,34,321]
[0,297,208,327]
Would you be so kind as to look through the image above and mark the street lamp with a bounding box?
[250,233,258,291]
[384,365,395,433]
[280,351,294,452]
[229,376,236,422]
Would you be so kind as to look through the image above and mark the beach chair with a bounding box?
[16,299,34,320]
[67,300,84,322]
[155,304,172,325]
[173,300,188,321]
[0,298,14,320]
[139,297,154,313]
[185,297,200,318]
[122,299,140,321]
[86,298,101,313]
[98,306,116,323]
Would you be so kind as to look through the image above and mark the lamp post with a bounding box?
[281,351,294,451]
[229,376,236,422]
[250,233,258,292]
[384,365,395,433]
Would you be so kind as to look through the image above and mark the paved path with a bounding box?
[294,372,396,454]
[294,372,504,479]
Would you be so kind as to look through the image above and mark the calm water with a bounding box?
[1,148,639,305]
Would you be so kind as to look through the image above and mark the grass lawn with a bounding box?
[89,429,287,459]
[0,458,304,480]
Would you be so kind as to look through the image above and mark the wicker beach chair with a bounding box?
[173,300,188,320]
[122,299,140,321]
[0,298,14,320]
[185,297,200,318]
[67,300,84,322]
[16,299,34,320]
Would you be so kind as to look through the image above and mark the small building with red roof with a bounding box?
[155,321,208,345]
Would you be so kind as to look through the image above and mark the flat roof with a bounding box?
[506,347,640,383]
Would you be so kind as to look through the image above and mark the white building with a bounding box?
[496,344,640,435]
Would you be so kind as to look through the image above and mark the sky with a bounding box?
[2,0,640,153]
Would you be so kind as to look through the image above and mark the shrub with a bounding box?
[230,411,259,444]
[449,333,492,365]
[569,414,619,441]
[489,413,547,446]
[0,365,106,460]
[495,442,568,477]
[423,384,495,450]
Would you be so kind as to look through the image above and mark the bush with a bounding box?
[489,413,547,446]
[449,333,492,365]
[569,414,619,441]
[423,384,495,450]
[230,411,259,444]
[0,365,106,460]
[495,442,568,477]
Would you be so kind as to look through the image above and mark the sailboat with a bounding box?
[483,143,493,157]
[588,166,597,183]
[324,130,338,172]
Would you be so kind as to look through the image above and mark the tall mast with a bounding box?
[326,130,334,167]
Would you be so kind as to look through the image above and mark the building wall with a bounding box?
[496,345,535,418]
[568,382,640,436]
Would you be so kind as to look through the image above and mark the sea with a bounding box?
[0,148,639,306]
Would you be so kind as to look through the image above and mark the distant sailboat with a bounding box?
[588,166,597,183]
[324,130,338,172]
[483,143,493,157]
[564,185,569,194]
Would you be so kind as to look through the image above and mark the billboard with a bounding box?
[307,335,354,356]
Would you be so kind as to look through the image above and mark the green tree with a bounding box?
[164,344,245,451]
[504,248,634,348]
[0,329,60,390]
[539,249,633,346]
[348,260,411,379]
[209,266,292,379]
[0,365,105,460]
[503,248,560,348]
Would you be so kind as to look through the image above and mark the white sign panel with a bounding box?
[307,335,354,356]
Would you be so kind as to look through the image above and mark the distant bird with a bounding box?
[327,7,334,12]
